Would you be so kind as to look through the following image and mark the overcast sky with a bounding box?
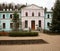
[0,0,56,10]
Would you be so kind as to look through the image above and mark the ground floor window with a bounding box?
[10,23,13,28]
[3,23,5,29]
[39,20,41,27]
[47,22,50,27]
[17,23,19,28]
[25,20,28,28]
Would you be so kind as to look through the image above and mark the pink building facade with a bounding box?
[21,4,45,30]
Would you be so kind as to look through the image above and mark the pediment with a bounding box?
[22,4,43,10]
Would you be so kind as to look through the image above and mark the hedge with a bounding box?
[9,32,38,37]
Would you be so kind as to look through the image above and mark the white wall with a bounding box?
[22,17,44,30]
[21,4,44,30]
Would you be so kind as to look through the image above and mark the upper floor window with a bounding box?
[25,12,28,16]
[3,14,5,19]
[10,14,13,19]
[38,12,40,16]
[32,12,34,16]
[47,14,49,18]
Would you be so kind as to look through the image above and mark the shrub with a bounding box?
[43,29,60,35]
[9,31,38,37]
[43,30,51,33]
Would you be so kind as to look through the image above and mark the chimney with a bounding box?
[26,3,27,6]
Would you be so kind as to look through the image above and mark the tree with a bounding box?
[12,11,19,31]
[50,0,60,32]
[19,5,26,10]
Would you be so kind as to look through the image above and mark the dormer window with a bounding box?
[7,9,9,11]
[3,9,5,11]
[15,9,18,11]
[25,12,28,16]
[10,9,12,11]
[32,12,34,16]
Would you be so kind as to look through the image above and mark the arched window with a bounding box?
[3,14,5,19]
[38,12,40,16]
[32,12,34,16]
[25,12,28,16]
[47,14,49,18]
[10,14,12,19]
[25,20,28,28]
[39,20,41,27]
[47,22,50,27]
[3,23,5,28]
[10,23,13,28]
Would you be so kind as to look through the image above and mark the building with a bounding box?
[0,4,52,31]
[44,10,52,30]
[21,4,44,30]
[0,3,24,31]
[0,11,20,31]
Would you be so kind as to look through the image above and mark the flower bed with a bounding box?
[0,31,8,36]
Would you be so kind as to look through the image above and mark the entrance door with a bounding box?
[31,21,35,30]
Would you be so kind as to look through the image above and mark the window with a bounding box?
[38,12,40,16]
[3,23,5,28]
[25,20,28,28]
[10,23,13,28]
[18,14,19,19]
[10,14,12,19]
[0,14,1,18]
[39,20,41,27]
[47,14,49,18]
[47,22,50,27]
[51,14,53,17]
[32,12,34,16]
[25,12,28,16]
[3,14,5,19]
[17,23,19,28]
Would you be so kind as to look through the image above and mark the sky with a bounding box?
[0,0,56,10]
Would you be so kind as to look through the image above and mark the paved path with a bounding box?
[0,33,60,51]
